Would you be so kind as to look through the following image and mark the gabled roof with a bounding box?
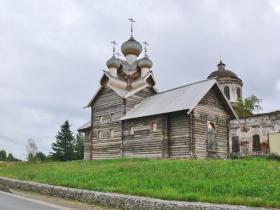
[121,78,238,120]
[85,72,157,107]
[77,121,91,132]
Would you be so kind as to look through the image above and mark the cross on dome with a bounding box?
[111,40,118,55]
[143,41,149,57]
[128,17,135,37]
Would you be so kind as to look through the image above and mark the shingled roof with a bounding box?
[121,78,237,120]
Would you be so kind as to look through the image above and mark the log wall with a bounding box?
[123,115,164,158]
[89,86,155,159]
[193,88,229,158]
[90,87,124,159]
[83,130,91,160]
[168,111,192,158]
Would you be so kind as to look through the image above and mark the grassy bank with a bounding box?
[0,158,279,208]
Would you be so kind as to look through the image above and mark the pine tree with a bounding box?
[51,120,75,161]
[0,150,7,161]
[7,153,14,162]
[74,133,84,160]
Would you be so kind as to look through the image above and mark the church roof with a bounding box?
[121,78,237,120]
[85,71,157,107]
[207,69,241,80]
[207,61,242,81]
[77,121,91,132]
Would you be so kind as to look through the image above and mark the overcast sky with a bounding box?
[0,0,280,160]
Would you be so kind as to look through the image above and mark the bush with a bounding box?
[267,153,280,161]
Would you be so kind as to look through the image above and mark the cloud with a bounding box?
[0,0,279,159]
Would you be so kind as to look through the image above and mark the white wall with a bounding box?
[230,112,280,155]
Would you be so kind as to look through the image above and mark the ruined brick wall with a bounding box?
[230,111,280,156]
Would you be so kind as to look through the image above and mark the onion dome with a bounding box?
[207,61,241,81]
[138,56,153,69]
[121,37,142,56]
[106,55,121,69]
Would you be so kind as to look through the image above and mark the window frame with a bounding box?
[232,136,240,153]
[109,129,114,138]
[129,126,135,136]
[151,122,158,132]
[237,88,241,99]
[252,134,261,151]
[97,130,102,140]
[224,86,230,100]
[98,116,103,124]
[207,121,217,153]
[110,113,114,122]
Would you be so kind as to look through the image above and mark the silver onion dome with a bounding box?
[138,56,153,69]
[121,37,142,56]
[106,55,121,69]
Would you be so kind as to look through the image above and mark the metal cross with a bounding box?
[111,40,118,55]
[128,18,135,37]
[143,41,149,57]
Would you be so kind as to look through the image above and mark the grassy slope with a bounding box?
[0,158,279,208]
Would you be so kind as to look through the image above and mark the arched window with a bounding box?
[208,121,217,153]
[232,136,240,153]
[224,86,230,100]
[237,88,241,99]
[252,135,261,151]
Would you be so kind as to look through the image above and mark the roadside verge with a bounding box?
[0,176,273,210]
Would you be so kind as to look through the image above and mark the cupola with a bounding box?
[106,55,121,77]
[138,41,153,76]
[121,36,142,64]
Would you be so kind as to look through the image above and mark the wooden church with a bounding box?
[78,21,237,160]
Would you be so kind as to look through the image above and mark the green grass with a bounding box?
[0,158,280,208]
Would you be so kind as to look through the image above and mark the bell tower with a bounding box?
[208,61,243,108]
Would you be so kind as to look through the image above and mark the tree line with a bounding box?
[0,150,21,162]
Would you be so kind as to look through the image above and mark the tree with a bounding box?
[51,120,75,161]
[7,153,14,162]
[74,133,84,160]
[35,152,47,161]
[26,139,38,162]
[0,150,7,161]
[235,95,262,118]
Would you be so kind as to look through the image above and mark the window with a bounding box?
[110,129,114,138]
[129,126,134,135]
[151,122,157,132]
[237,88,241,99]
[224,86,230,100]
[232,136,240,153]
[98,116,103,124]
[207,121,217,152]
[97,131,102,139]
[252,134,261,151]
[110,113,114,122]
